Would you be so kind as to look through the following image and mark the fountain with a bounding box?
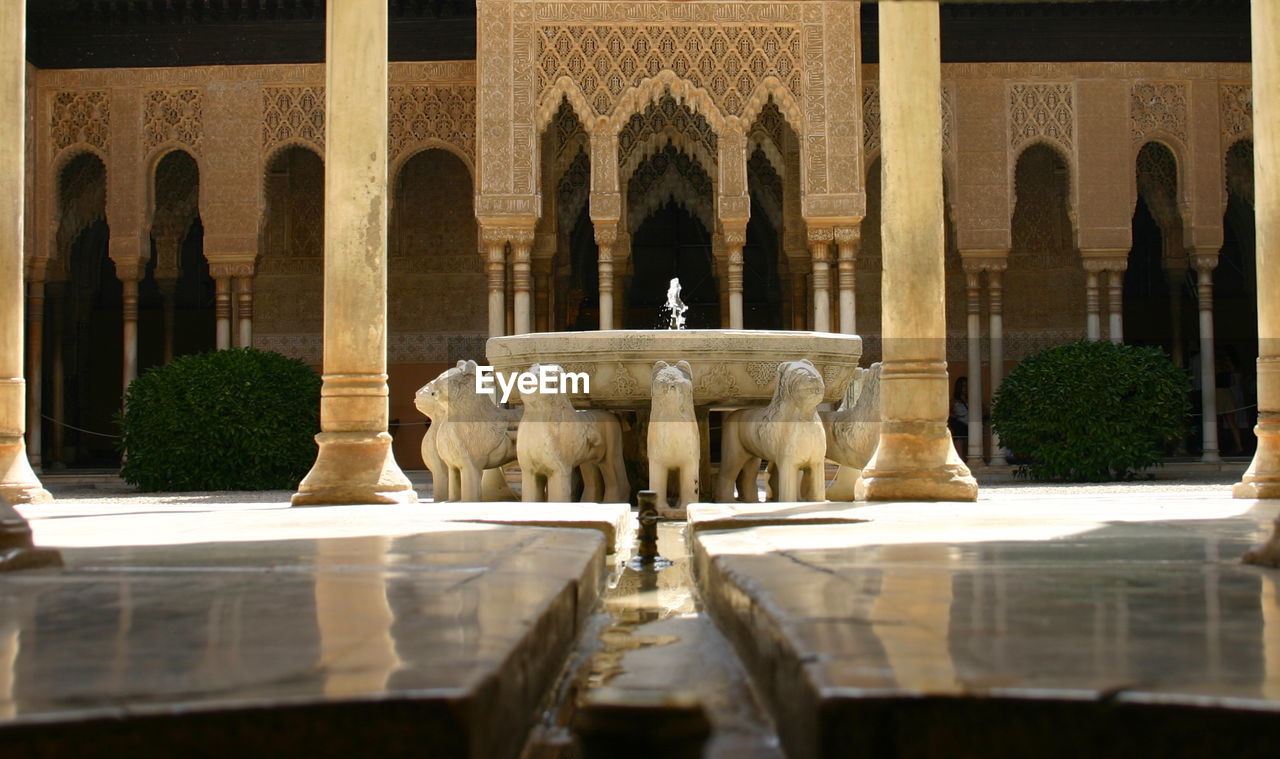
[658,277,688,330]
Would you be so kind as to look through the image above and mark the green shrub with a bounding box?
[990,340,1190,482]
[119,348,321,491]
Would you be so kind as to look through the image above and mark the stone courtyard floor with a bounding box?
[5,465,1280,758]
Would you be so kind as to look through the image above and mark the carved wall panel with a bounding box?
[1130,81,1187,145]
[261,85,325,152]
[860,82,953,162]
[144,87,203,155]
[389,84,477,167]
[1220,83,1252,145]
[1008,82,1074,152]
[536,23,801,120]
[51,89,109,154]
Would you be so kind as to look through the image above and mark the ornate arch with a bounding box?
[390,140,476,190]
[536,77,598,138]
[1133,138,1185,234]
[606,71,728,138]
[51,149,108,278]
[1225,138,1254,208]
[1011,140,1078,243]
[626,143,715,236]
[617,94,719,189]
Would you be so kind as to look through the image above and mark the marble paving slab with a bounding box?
[691,491,1280,759]
[0,522,607,759]
[19,498,632,554]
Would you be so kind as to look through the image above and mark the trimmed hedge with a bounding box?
[991,340,1190,481]
[119,348,321,491]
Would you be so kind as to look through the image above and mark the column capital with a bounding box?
[207,259,256,279]
[959,250,1009,274]
[1081,249,1129,273]
[593,221,618,248]
[721,222,748,247]
[1190,249,1221,273]
[834,225,860,247]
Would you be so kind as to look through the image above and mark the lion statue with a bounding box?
[823,362,882,500]
[517,363,629,503]
[417,360,520,503]
[648,360,699,512]
[717,359,827,503]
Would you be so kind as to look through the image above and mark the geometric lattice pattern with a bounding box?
[144,88,203,154]
[537,24,801,117]
[1009,83,1074,151]
[1220,83,1252,144]
[1130,81,1187,144]
[389,85,477,163]
[862,82,953,159]
[51,90,109,153]
[262,86,325,151]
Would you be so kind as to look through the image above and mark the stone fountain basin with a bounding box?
[486,329,862,409]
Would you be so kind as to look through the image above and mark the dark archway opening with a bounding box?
[625,200,718,329]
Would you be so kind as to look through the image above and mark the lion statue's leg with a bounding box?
[678,464,699,509]
[774,461,800,502]
[803,459,826,502]
[423,426,448,502]
[649,461,669,509]
[448,466,462,503]
[522,467,542,502]
[716,413,749,502]
[460,464,484,503]
[738,458,761,503]
[580,463,603,502]
[547,467,574,503]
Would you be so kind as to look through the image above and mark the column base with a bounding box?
[1234,431,1280,499]
[292,431,418,507]
[856,430,978,502]
[1,499,62,571]
[0,435,51,504]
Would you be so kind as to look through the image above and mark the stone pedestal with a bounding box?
[293,0,415,506]
[857,0,977,502]
[1236,0,1280,499]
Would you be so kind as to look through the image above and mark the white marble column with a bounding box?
[725,223,747,329]
[987,263,1007,466]
[117,263,142,393]
[594,222,616,330]
[1194,252,1221,462]
[482,228,506,338]
[236,275,254,348]
[511,229,534,335]
[1085,268,1102,340]
[1107,264,1127,344]
[808,227,832,332]
[962,261,984,465]
[293,0,415,506]
[857,0,977,502]
[214,275,232,349]
[0,2,48,502]
[835,226,859,335]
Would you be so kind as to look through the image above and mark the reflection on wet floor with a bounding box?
[565,521,783,759]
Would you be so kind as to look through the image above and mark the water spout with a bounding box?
[659,277,688,330]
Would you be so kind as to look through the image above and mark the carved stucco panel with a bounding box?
[1220,83,1252,145]
[1008,82,1074,153]
[389,84,477,167]
[51,89,109,155]
[1129,80,1187,145]
[144,87,203,155]
[261,85,324,152]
